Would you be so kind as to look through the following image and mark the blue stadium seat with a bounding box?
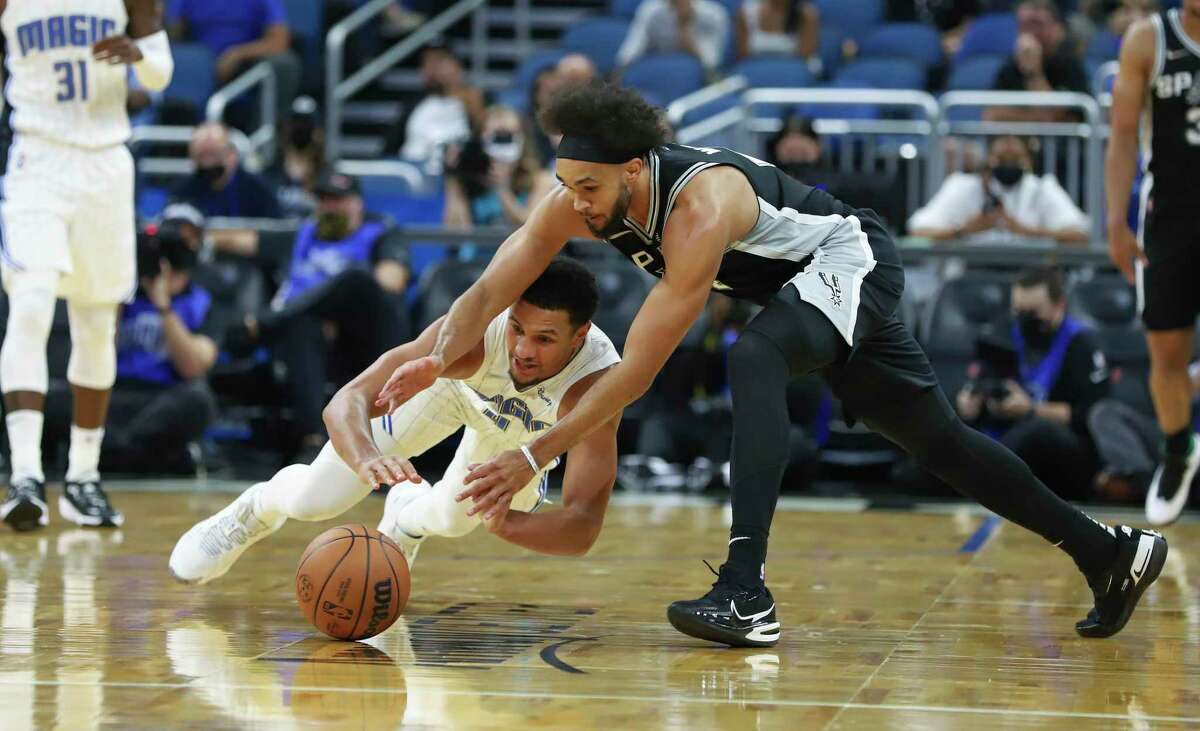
[561,18,630,74]
[834,58,924,90]
[817,25,848,76]
[946,54,1006,90]
[163,42,215,115]
[859,23,944,69]
[623,53,707,105]
[610,0,644,18]
[732,56,814,89]
[1086,30,1121,63]
[956,13,1018,61]
[814,0,882,41]
[512,49,568,95]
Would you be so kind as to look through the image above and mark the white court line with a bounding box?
[0,678,1196,723]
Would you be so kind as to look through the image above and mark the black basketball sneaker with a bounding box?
[667,562,780,647]
[1,476,48,532]
[1075,526,1168,638]
[60,480,124,528]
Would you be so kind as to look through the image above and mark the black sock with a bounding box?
[726,526,767,585]
[1165,427,1192,456]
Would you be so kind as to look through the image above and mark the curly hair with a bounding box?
[538,82,669,161]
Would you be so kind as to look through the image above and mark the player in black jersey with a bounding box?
[379,84,1167,647]
[1107,1,1200,527]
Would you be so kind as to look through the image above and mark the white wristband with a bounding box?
[132,30,174,92]
[519,445,540,474]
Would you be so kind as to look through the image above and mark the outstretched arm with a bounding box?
[484,372,621,556]
[324,317,483,488]
[1106,19,1155,283]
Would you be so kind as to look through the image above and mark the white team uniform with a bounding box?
[1,0,136,303]
[365,310,621,512]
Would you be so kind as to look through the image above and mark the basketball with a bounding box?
[295,524,410,640]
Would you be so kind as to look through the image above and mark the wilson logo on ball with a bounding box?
[364,579,393,637]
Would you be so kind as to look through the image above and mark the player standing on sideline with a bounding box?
[377,84,1168,648]
[0,0,174,531]
[1106,0,1200,526]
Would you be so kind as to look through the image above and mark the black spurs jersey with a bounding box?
[1144,9,1200,201]
[599,143,889,304]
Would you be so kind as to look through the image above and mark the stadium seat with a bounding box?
[922,271,1013,398]
[946,55,1007,90]
[732,56,814,89]
[561,18,630,75]
[833,58,924,90]
[512,49,569,96]
[163,42,216,117]
[622,53,707,105]
[817,25,848,76]
[1086,30,1121,63]
[859,23,944,69]
[413,259,490,332]
[588,259,655,353]
[814,0,882,42]
[1067,274,1146,363]
[281,0,324,74]
[610,0,644,19]
[956,13,1018,61]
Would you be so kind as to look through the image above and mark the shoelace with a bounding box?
[72,482,110,515]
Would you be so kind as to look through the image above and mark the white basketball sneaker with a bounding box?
[378,482,428,571]
[1145,433,1200,527]
[169,483,285,584]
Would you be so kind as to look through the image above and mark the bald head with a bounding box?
[189,123,238,189]
[556,53,597,86]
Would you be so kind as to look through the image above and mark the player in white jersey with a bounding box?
[169,258,623,584]
[0,0,173,531]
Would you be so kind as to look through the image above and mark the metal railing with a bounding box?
[205,61,278,166]
[334,159,429,196]
[325,0,486,162]
[129,125,255,177]
[936,90,1105,242]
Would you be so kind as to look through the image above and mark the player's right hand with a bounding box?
[1107,223,1146,285]
[375,355,445,414]
[357,455,422,490]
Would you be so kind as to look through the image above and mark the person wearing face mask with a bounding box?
[956,266,1111,499]
[909,135,1090,245]
[267,96,326,219]
[444,106,556,229]
[226,171,413,462]
[43,204,221,475]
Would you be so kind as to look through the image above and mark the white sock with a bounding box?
[6,410,45,482]
[65,426,104,483]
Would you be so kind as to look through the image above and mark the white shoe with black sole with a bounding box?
[1145,434,1200,527]
[1,477,48,532]
[60,480,124,528]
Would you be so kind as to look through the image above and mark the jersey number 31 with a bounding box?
[54,61,89,102]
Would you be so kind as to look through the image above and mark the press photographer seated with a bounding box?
[956,267,1110,499]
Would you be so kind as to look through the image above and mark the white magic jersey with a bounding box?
[373,309,621,477]
[2,0,131,148]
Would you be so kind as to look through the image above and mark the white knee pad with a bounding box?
[0,271,58,393]
[66,303,118,390]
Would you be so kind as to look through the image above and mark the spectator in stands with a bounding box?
[988,0,1088,122]
[735,0,821,74]
[443,106,556,228]
[94,206,218,474]
[615,0,732,75]
[558,53,598,87]
[528,56,598,167]
[385,41,486,175]
[166,0,301,121]
[956,266,1110,499]
[908,135,1089,244]
[268,96,326,219]
[1088,362,1199,503]
[227,172,413,460]
[769,115,905,231]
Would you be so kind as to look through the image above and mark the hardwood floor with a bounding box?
[0,487,1196,729]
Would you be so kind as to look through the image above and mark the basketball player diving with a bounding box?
[169,259,624,583]
[0,0,174,531]
[375,84,1169,648]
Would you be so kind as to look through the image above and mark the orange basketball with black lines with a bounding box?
[295,524,410,640]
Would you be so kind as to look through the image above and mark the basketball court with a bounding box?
[0,484,1197,729]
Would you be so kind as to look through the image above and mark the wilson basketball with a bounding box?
[295,524,410,640]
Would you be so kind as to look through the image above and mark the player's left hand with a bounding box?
[458,450,534,519]
[93,35,143,65]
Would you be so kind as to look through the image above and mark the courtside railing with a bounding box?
[205,61,278,166]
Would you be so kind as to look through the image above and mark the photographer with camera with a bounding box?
[46,204,221,474]
[443,105,556,231]
[956,267,1111,499]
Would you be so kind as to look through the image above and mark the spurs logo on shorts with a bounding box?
[818,272,843,308]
